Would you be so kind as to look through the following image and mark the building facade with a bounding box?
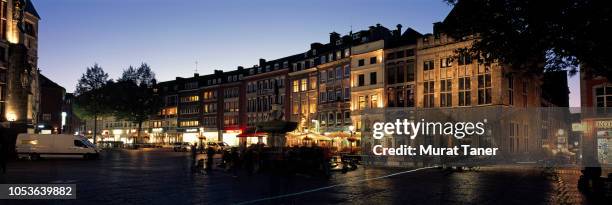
[580,68,612,166]
[138,20,567,162]
[37,73,65,134]
[1,0,40,133]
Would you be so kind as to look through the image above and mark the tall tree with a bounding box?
[442,0,612,79]
[112,63,161,144]
[74,64,111,144]
[119,63,156,86]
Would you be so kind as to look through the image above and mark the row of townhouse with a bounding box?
[141,17,570,157]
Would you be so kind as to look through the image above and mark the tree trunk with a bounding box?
[93,114,98,144]
[137,121,142,144]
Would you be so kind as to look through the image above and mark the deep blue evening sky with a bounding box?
[34,0,580,106]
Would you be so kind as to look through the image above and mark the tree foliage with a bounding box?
[75,63,109,95]
[110,63,161,142]
[74,64,113,143]
[119,63,156,87]
[443,0,612,79]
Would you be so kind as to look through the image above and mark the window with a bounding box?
[406,86,415,107]
[292,80,299,92]
[301,79,307,91]
[478,73,492,105]
[387,65,396,85]
[371,95,378,108]
[328,113,335,125]
[458,54,473,65]
[328,68,334,80]
[320,92,327,102]
[407,61,415,81]
[595,85,612,107]
[424,81,435,107]
[344,111,351,124]
[397,62,405,83]
[320,71,326,83]
[344,87,350,99]
[180,96,199,103]
[336,67,342,79]
[328,90,335,102]
[321,55,327,64]
[406,49,415,57]
[180,120,199,127]
[310,77,317,90]
[440,79,452,107]
[320,113,327,126]
[358,59,365,66]
[358,74,365,86]
[459,77,471,106]
[336,89,342,101]
[292,101,299,114]
[508,76,514,105]
[396,51,404,58]
[344,64,350,77]
[370,72,377,85]
[440,57,453,68]
[344,48,350,57]
[423,60,434,71]
[358,96,366,110]
[370,57,377,64]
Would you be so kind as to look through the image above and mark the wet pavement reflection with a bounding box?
[0,149,590,205]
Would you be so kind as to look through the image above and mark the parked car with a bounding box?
[173,142,191,152]
[206,142,230,153]
[16,134,99,160]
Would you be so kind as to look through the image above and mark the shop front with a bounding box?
[594,120,612,165]
[580,118,612,166]
[178,128,201,145]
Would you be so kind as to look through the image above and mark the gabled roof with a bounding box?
[25,0,41,19]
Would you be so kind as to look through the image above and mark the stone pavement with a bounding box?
[0,149,601,205]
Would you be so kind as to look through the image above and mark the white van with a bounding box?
[16,134,100,160]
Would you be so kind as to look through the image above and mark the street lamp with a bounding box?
[6,112,17,128]
[348,125,356,153]
[198,127,205,152]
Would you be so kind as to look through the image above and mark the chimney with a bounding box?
[433,22,443,36]
[214,70,223,75]
[194,73,199,77]
[396,24,403,36]
[330,32,340,44]
[237,66,244,70]
[259,58,266,67]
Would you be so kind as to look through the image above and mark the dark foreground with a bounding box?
[0,149,595,204]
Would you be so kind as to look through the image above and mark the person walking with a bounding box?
[230,149,240,178]
[191,143,198,172]
[205,146,215,172]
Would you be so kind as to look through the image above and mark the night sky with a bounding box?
[34,0,580,106]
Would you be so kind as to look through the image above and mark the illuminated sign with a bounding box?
[595,121,612,128]
[185,128,199,133]
[572,123,584,132]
